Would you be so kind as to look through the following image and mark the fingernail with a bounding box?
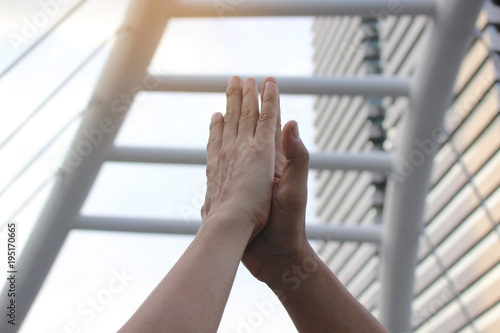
[265,81,274,92]
[244,77,253,86]
[292,123,299,139]
[228,76,239,86]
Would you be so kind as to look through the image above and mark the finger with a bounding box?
[274,114,284,180]
[279,121,309,211]
[237,77,260,140]
[207,112,223,164]
[223,75,243,146]
[260,77,277,101]
[262,76,285,181]
[254,81,279,150]
[260,77,283,179]
[202,112,224,218]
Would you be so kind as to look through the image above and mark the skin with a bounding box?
[241,77,388,333]
[118,76,279,333]
[118,76,388,333]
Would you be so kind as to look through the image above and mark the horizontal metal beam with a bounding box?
[306,223,382,243]
[165,0,436,18]
[73,215,383,243]
[107,146,394,172]
[146,75,410,97]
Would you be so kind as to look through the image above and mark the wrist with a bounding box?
[200,212,255,243]
[260,244,319,289]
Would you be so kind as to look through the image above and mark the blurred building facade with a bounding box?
[312,1,500,331]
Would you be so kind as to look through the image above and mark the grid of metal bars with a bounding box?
[313,3,500,331]
[0,0,486,332]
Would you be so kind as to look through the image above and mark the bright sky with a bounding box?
[0,1,318,332]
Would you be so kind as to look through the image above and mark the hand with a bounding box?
[201,76,280,239]
[241,77,312,283]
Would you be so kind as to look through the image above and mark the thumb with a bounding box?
[278,121,309,210]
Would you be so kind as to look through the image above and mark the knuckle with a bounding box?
[205,159,217,176]
[240,108,255,120]
[257,112,273,123]
[226,86,241,98]
[224,110,236,122]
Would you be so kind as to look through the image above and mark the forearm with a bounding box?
[263,244,388,333]
[118,216,253,333]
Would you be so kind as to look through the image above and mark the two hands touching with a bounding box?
[201,75,311,284]
[119,76,387,333]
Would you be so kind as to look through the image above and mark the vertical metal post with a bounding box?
[379,1,485,332]
[0,1,169,331]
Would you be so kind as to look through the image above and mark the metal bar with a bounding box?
[379,1,485,332]
[148,74,410,97]
[72,215,383,243]
[165,0,436,18]
[306,224,382,243]
[107,146,394,173]
[0,1,170,331]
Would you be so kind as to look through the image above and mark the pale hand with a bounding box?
[201,76,280,239]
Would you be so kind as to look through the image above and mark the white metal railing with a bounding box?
[107,147,394,173]
[147,75,410,97]
[165,0,436,17]
[0,1,485,332]
[73,215,384,243]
